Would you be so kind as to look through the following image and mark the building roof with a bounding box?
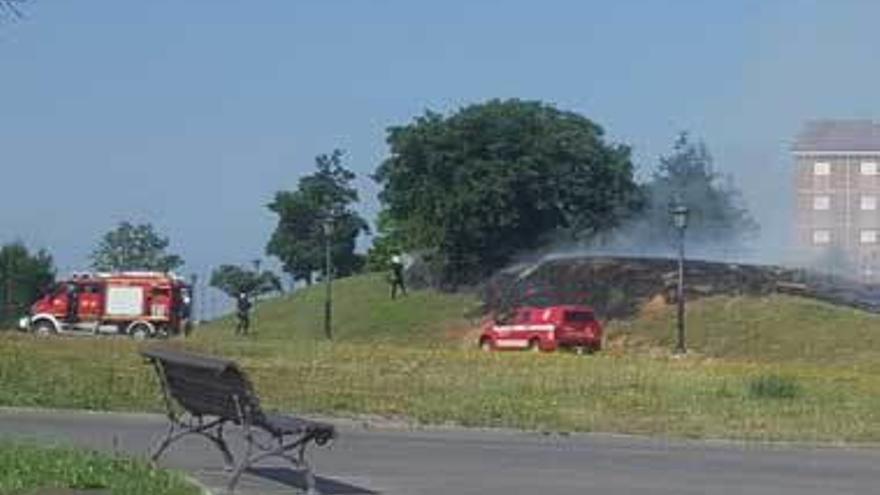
[792,120,880,153]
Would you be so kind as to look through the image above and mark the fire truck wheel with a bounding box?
[527,338,541,352]
[32,320,56,337]
[129,323,152,340]
[479,338,493,352]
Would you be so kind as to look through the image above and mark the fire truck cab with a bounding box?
[18,272,191,339]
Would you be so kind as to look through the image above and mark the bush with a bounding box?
[748,374,801,399]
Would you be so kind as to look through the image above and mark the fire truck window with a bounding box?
[517,311,531,323]
[84,285,101,294]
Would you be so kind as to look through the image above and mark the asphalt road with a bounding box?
[1,409,878,494]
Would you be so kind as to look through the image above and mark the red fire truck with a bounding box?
[17,272,192,339]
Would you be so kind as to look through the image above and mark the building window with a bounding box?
[814,162,831,176]
[813,195,830,210]
[813,230,831,244]
[861,230,878,244]
[862,195,877,211]
[861,161,878,176]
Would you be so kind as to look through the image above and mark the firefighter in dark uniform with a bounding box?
[390,254,407,300]
[235,292,252,335]
[66,283,80,323]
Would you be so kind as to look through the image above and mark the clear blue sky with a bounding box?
[3,0,880,283]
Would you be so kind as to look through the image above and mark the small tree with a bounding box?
[364,212,404,273]
[0,242,55,325]
[209,265,283,299]
[90,222,184,272]
[641,133,758,248]
[0,0,26,21]
[266,150,369,284]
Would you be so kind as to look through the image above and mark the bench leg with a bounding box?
[227,429,255,494]
[298,443,320,495]
[152,419,234,472]
[205,424,235,471]
[151,422,176,463]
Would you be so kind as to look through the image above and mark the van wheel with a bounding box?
[574,346,586,355]
[528,338,541,352]
[32,320,56,337]
[479,338,493,352]
[129,323,152,340]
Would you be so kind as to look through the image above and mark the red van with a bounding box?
[478,305,602,354]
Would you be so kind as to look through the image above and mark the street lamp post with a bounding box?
[188,273,198,334]
[670,203,689,355]
[322,218,333,341]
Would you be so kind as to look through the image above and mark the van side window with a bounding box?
[564,311,594,323]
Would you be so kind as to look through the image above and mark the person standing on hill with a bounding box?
[235,292,252,335]
[390,254,407,300]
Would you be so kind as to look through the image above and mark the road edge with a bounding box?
[1,405,878,452]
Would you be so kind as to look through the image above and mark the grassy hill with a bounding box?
[200,274,880,369]
[607,294,880,370]
[198,273,479,344]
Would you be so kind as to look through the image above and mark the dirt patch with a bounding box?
[639,294,669,319]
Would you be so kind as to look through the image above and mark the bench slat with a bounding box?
[141,347,261,421]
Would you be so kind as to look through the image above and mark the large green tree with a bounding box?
[642,133,758,246]
[0,242,55,325]
[373,99,640,286]
[266,150,369,284]
[209,264,283,299]
[90,222,184,273]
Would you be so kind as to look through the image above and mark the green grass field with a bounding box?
[1,274,879,442]
[0,441,200,495]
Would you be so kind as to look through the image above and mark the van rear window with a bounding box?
[564,311,594,323]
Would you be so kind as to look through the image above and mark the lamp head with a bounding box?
[670,204,689,230]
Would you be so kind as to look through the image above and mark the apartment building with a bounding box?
[793,120,880,280]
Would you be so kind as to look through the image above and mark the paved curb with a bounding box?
[2,405,879,452]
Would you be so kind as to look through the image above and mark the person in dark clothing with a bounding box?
[235,292,252,335]
[65,284,80,323]
[390,254,407,300]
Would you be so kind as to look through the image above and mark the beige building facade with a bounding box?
[793,120,880,280]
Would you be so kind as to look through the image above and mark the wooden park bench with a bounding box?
[141,348,335,494]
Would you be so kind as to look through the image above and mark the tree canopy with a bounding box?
[641,133,758,247]
[266,150,369,284]
[209,264,283,299]
[90,222,184,273]
[0,242,55,324]
[373,99,640,286]
[0,0,25,21]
